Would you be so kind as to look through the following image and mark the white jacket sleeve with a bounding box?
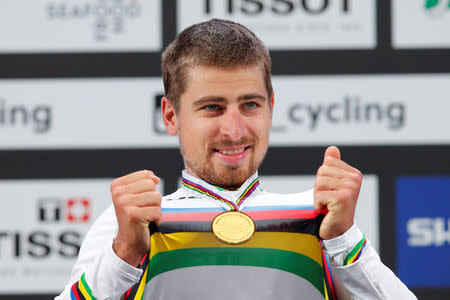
[55,205,143,300]
[323,224,417,300]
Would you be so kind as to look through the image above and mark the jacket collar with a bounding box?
[181,170,260,211]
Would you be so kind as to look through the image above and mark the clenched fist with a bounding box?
[314,146,362,240]
[110,170,162,267]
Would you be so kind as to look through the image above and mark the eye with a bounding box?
[245,102,258,110]
[204,104,219,111]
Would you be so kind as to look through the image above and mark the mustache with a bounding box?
[209,138,255,149]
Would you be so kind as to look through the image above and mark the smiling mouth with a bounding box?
[213,146,251,156]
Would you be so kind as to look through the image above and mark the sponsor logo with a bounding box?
[46,0,142,42]
[0,99,52,134]
[285,96,405,130]
[0,197,91,260]
[0,230,80,259]
[407,217,450,247]
[204,0,350,15]
[38,197,91,223]
[396,176,450,287]
[424,0,450,16]
[179,0,375,50]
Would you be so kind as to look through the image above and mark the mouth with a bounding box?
[213,146,251,156]
[212,145,251,164]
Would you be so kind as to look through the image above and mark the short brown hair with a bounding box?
[161,18,272,112]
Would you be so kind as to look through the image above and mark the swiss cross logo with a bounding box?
[38,197,91,223]
[65,198,91,222]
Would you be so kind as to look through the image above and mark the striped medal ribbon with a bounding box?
[182,177,259,244]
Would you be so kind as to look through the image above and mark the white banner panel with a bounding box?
[0,178,163,293]
[0,78,178,149]
[0,0,162,53]
[260,174,379,251]
[0,179,109,293]
[392,0,450,49]
[1,74,450,149]
[178,0,376,50]
[270,74,450,146]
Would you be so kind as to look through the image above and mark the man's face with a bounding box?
[164,65,273,189]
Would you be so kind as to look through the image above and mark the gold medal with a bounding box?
[211,211,255,245]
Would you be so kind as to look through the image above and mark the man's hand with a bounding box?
[314,146,362,240]
[110,170,162,267]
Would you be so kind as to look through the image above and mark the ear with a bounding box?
[161,96,178,136]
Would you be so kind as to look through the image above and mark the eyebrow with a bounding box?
[192,96,226,107]
[238,93,267,101]
[192,93,267,107]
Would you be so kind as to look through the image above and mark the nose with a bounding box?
[219,106,245,141]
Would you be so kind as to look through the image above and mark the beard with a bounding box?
[180,137,267,190]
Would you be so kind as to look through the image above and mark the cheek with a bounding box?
[181,119,216,148]
[193,119,219,138]
[249,119,271,140]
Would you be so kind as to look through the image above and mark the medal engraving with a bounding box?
[211,211,255,244]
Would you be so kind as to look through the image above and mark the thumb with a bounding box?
[324,146,341,162]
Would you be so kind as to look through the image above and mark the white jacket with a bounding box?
[55,171,416,300]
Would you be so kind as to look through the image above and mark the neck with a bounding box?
[216,183,242,191]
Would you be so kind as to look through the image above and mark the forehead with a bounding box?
[181,65,267,103]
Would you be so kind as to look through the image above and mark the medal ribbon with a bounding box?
[182,177,260,211]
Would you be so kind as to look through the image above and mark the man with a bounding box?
[57,19,416,299]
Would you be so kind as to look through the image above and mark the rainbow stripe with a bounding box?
[343,235,367,266]
[122,253,149,300]
[181,177,259,211]
[236,177,260,206]
[321,242,337,300]
[161,207,319,223]
[70,273,97,300]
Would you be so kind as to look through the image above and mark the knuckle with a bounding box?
[110,179,119,191]
[111,185,124,199]
[317,166,326,176]
[315,175,323,183]
[142,169,155,178]
[354,170,363,180]
[152,192,162,205]
[313,183,319,193]
[349,180,360,190]
[140,170,150,178]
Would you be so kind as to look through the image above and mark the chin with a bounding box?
[211,166,253,189]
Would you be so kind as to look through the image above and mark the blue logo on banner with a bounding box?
[396,176,450,287]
